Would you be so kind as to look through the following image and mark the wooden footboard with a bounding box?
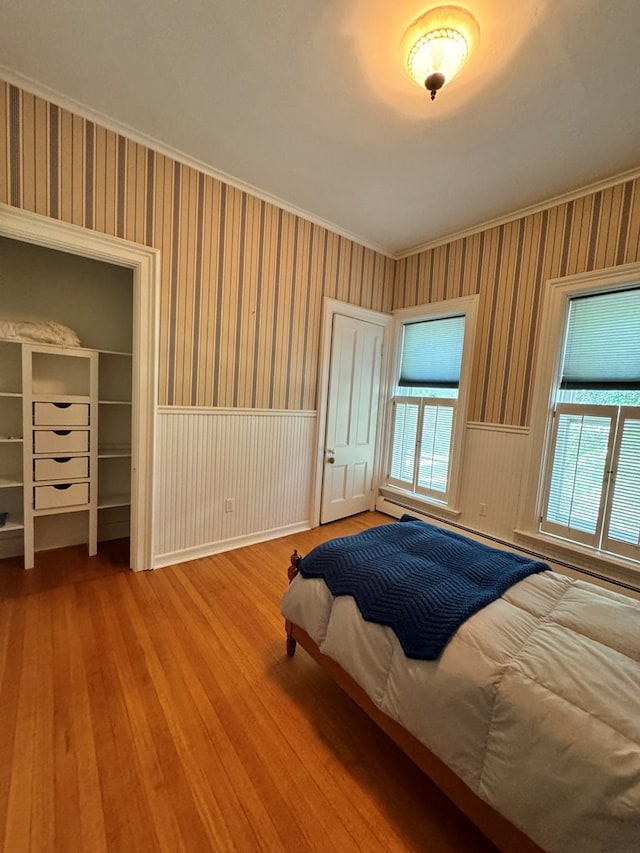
[284,550,542,853]
[284,550,301,658]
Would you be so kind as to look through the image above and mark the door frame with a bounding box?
[311,297,391,527]
[0,203,159,571]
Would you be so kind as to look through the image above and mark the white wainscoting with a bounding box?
[458,422,529,540]
[377,423,530,543]
[153,407,317,567]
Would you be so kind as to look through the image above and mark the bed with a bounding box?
[281,516,640,853]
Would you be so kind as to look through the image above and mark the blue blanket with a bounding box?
[299,516,548,660]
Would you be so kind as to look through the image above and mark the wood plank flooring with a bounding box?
[0,512,497,852]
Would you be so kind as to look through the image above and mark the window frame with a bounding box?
[601,407,640,561]
[380,295,478,517]
[516,261,640,577]
[388,395,457,500]
[539,402,618,548]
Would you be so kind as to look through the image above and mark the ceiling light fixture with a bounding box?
[402,6,480,100]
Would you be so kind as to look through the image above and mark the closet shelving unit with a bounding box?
[0,340,132,568]
[97,350,132,513]
[22,344,97,570]
[0,341,25,537]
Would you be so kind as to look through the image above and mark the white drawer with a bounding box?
[33,402,89,426]
[33,430,89,454]
[34,456,89,481]
[34,482,89,510]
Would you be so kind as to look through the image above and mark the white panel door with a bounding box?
[321,314,384,523]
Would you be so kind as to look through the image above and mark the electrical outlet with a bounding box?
[479,502,488,517]
[225,498,234,513]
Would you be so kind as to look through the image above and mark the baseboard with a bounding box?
[153,521,313,569]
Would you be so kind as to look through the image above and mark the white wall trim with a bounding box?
[158,406,315,417]
[153,521,311,569]
[311,298,392,527]
[466,421,529,435]
[513,527,640,593]
[1,68,393,259]
[0,203,159,571]
[398,167,640,258]
[377,493,462,521]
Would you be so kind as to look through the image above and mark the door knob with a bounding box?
[327,456,335,464]
[326,448,335,464]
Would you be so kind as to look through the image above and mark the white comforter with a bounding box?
[282,569,640,853]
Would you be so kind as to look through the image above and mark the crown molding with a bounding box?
[1,67,394,259]
[4,68,639,264]
[396,165,640,259]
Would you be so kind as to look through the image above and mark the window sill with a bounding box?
[513,528,640,592]
[377,487,462,522]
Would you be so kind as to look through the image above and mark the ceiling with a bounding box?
[2,0,640,257]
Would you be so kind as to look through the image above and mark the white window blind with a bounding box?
[417,402,454,495]
[389,397,455,498]
[390,400,419,486]
[561,288,640,389]
[542,404,615,547]
[542,405,640,560]
[603,410,640,559]
[399,316,465,388]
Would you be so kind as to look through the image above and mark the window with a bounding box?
[537,286,640,562]
[383,297,476,513]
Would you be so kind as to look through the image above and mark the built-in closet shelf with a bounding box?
[97,329,131,517]
[31,393,91,404]
[98,351,132,407]
[0,340,23,397]
[98,445,132,458]
[34,477,90,487]
[0,388,23,441]
[32,450,90,459]
[0,342,29,539]
[0,520,24,532]
[33,504,90,518]
[98,495,130,510]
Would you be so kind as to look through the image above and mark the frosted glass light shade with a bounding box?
[408,28,468,88]
[403,6,479,98]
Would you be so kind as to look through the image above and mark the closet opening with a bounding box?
[0,206,158,570]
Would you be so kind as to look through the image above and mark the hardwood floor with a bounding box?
[0,512,497,852]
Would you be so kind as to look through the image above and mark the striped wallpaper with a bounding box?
[2,81,639,426]
[0,82,395,409]
[394,180,640,426]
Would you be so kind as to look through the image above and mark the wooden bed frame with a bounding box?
[285,550,543,853]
